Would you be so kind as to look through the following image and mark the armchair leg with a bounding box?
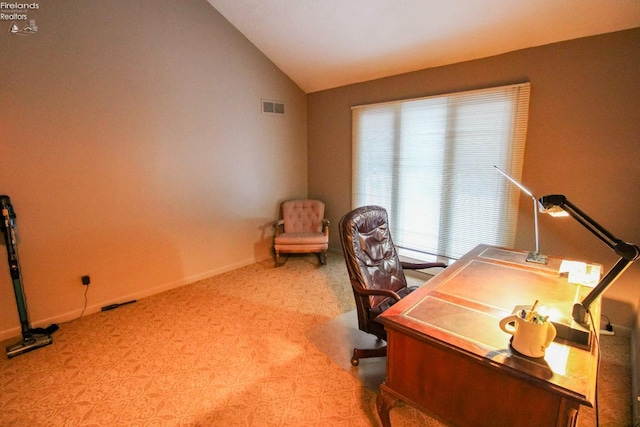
[318,251,327,265]
[274,251,326,267]
[351,346,387,366]
[274,252,288,267]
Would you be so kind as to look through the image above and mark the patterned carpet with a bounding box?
[0,252,632,426]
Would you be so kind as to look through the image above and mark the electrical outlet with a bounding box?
[81,275,90,286]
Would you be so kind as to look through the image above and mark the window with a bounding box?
[352,83,531,260]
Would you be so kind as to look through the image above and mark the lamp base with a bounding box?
[526,251,548,265]
[551,318,591,348]
[572,303,589,325]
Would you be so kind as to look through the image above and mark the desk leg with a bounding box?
[376,385,398,427]
[557,398,580,427]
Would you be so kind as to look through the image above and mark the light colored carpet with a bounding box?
[0,252,632,426]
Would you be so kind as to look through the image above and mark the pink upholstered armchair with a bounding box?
[273,199,330,267]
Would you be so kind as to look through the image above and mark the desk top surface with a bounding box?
[379,244,600,405]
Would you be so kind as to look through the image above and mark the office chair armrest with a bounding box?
[353,286,402,302]
[401,261,447,271]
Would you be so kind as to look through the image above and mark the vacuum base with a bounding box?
[6,333,52,358]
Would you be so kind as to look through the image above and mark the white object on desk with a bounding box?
[559,260,601,287]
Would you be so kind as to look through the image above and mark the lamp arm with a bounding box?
[540,194,640,324]
[540,195,619,250]
[573,256,636,323]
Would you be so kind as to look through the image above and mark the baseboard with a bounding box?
[609,323,632,337]
[0,256,259,342]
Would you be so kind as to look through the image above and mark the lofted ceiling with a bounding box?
[207,1,640,93]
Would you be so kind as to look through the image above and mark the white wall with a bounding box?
[0,0,307,339]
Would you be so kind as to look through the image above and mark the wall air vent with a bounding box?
[262,99,285,115]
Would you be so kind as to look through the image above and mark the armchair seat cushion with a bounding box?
[275,232,328,246]
[275,233,328,253]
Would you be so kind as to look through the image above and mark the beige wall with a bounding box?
[0,0,307,339]
[308,28,640,329]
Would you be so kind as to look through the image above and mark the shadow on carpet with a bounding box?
[306,310,387,390]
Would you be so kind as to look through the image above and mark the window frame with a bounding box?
[351,83,531,261]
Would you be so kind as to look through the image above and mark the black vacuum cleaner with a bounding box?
[1,195,56,358]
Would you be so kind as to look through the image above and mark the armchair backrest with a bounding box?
[339,205,408,312]
[282,200,325,233]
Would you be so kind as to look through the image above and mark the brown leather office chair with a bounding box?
[339,205,447,366]
[273,199,330,267]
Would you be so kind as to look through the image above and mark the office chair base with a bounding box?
[351,346,387,366]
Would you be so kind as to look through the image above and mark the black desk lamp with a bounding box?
[539,194,640,325]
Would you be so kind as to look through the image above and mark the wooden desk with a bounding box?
[377,244,600,427]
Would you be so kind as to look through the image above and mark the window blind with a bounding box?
[352,83,531,260]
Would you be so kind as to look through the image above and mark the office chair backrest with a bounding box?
[339,205,408,311]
